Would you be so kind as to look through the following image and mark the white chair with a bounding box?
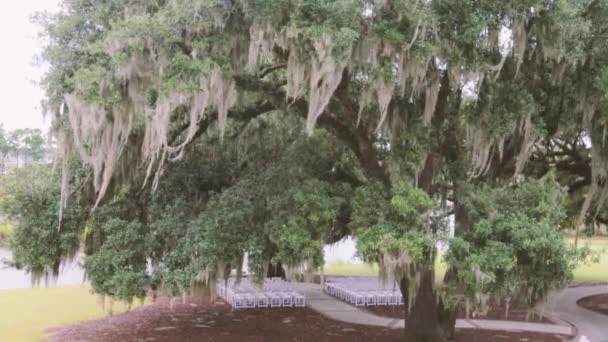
[365,292,377,306]
[281,293,293,307]
[257,293,269,308]
[294,293,306,307]
[376,291,388,305]
[233,293,245,309]
[245,293,257,308]
[269,293,283,308]
[353,292,365,306]
[388,292,399,305]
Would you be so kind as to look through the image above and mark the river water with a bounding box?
[0,238,361,290]
[0,248,87,290]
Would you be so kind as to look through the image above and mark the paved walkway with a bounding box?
[541,285,608,342]
[292,283,575,337]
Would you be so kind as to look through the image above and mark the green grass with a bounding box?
[571,237,608,282]
[323,238,608,283]
[0,223,14,234]
[323,255,448,280]
[0,223,14,245]
[324,260,379,276]
[0,286,143,342]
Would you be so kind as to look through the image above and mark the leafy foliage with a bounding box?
[352,180,441,273]
[445,175,587,310]
[0,163,86,282]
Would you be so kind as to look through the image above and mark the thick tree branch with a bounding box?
[234,74,391,186]
[168,100,276,148]
[333,69,391,187]
[418,69,451,193]
[258,64,286,78]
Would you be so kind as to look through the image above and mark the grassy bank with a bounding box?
[323,238,608,283]
[0,223,14,246]
[572,238,608,282]
[0,286,141,342]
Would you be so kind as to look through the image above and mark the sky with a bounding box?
[0,0,61,132]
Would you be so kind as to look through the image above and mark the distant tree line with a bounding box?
[0,126,47,174]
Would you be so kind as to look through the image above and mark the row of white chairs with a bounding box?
[217,278,306,309]
[222,277,293,292]
[324,277,404,307]
[325,276,399,290]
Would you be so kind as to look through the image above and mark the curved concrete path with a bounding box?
[540,285,608,342]
[292,283,574,337]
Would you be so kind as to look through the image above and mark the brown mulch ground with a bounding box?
[578,294,608,315]
[367,300,555,324]
[47,296,565,342]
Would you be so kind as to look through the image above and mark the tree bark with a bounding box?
[437,268,458,341]
[401,267,449,342]
[267,261,286,279]
[402,134,453,341]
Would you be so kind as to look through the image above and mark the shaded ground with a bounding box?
[367,300,554,324]
[48,296,565,342]
[578,294,608,315]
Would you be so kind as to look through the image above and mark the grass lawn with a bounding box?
[323,238,608,283]
[323,256,448,281]
[0,223,14,235]
[0,223,14,245]
[324,261,379,277]
[571,237,608,282]
[0,285,142,342]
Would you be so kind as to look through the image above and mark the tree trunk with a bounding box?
[267,261,286,279]
[438,268,458,341]
[438,301,457,341]
[401,267,452,342]
[574,223,580,250]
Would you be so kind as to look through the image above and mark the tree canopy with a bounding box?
[8,1,608,341]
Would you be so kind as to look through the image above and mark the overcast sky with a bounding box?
[0,0,61,132]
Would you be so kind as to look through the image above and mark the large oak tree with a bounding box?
[9,1,608,341]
